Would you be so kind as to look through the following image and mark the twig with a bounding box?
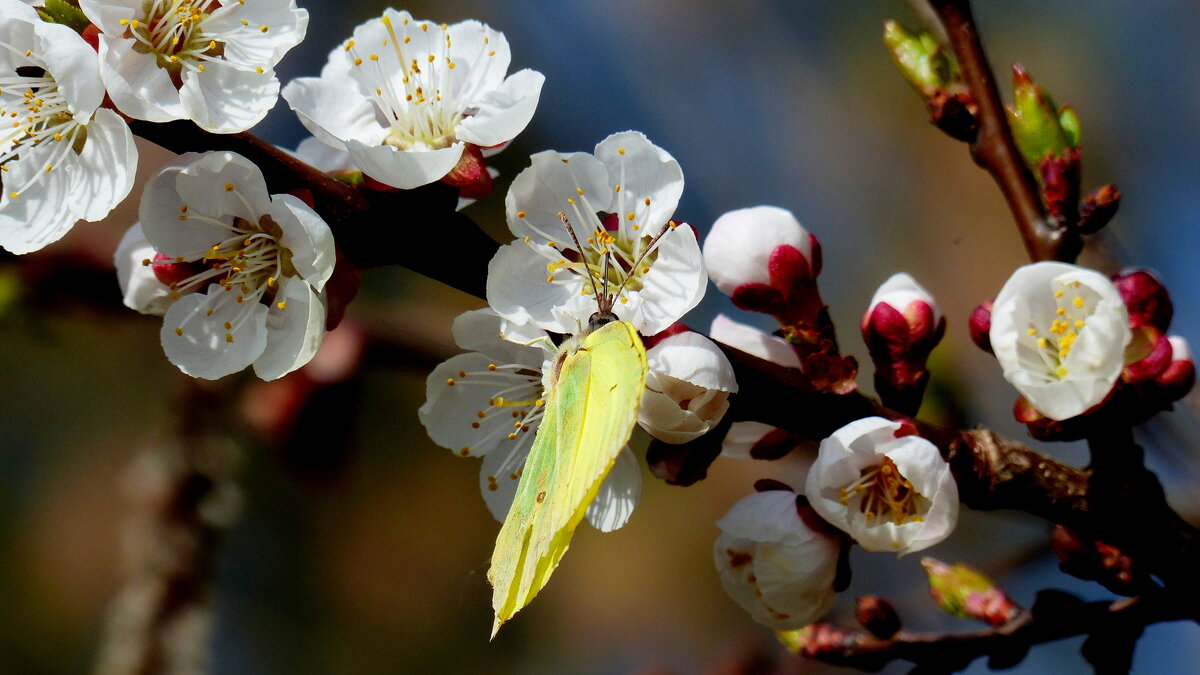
[926,0,1081,262]
[796,591,1191,673]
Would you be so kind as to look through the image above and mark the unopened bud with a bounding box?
[1078,184,1121,234]
[775,623,855,658]
[1154,336,1195,402]
[1121,326,1172,384]
[150,252,205,287]
[1007,64,1073,169]
[969,300,993,353]
[441,144,491,200]
[1040,149,1081,227]
[921,558,1019,627]
[855,596,901,639]
[862,273,944,415]
[883,21,956,97]
[703,206,822,317]
[1112,269,1173,333]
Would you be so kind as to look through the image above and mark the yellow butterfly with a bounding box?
[488,216,659,637]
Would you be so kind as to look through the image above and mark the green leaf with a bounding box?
[42,0,92,32]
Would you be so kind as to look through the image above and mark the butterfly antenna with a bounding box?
[609,220,676,307]
[558,212,603,304]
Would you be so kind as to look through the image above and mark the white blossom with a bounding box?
[0,0,137,253]
[989,262,1131,420]
[638,331,737,444]
[126,151,335,380]
[714,489,840,630]
[487,131,705,336]
[81,0,308,133]
[283,9,542,189]
[418,309,642,532]
[805,417,957,555]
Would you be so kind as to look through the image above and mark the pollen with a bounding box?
[175,327,184,336]
[226,333,235,343]
[225,183,235,192]
[517,211,527,218]
[446,378,456,386]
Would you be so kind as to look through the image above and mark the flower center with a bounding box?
[346,15,468,152]
[121,0,265,83]
[1023,279,1097,380]
[0,63,84,200]
[838,457,926,525]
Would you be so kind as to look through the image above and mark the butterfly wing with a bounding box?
[488,321,647,637]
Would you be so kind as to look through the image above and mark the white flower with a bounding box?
[864,273,943,331]
[129,150,335,380]
[487,131,705,336]
[714,488,840,630]
[703,205,821,310]
[418,308,643,532]
[114,222,173,315]
[282,9,543,190]
[989,262,1132,420]
[81,0,307,133]
[709,313,800,459]
[0,0,137,254]
[805,417,957,555]
[639,331,738,444]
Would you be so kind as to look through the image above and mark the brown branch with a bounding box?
[93,378,241,675]
[926,0,1081,262]
[797,591,1191,673]
[129,121,499,297]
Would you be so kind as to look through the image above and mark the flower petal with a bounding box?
[114,223,172,316]
[161,286,269,379]
[179,66,281,134]
[345,139,464,189]
[267,193,336,291]
[253,277,326,381]
[585,447,642,532]
[594,131,683,233]
[456,69,544,148]
[710,314,802,368]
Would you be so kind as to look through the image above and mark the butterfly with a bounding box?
[487,214,666,637]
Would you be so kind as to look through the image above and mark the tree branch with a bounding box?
[795,591,1191,673]
[926,0,1081,262]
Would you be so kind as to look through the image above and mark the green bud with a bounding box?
[884,21,956,97]
[1007,64,1071,167]
[921,558,1019,627]
[37,0,92,32]
[1059,106,1081,148]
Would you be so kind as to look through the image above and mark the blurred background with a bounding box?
[2,0,1200,673]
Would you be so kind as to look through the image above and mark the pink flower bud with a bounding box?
[703,206,822,316]
[1121,326,1173,384]
[855,595,901,639]
[1113,269,1173,333]
[921,558,1019,627]
[969,300,994,353]
[1155,336,1195,401]
[861,274,945,414]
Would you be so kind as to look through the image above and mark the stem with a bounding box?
[926,0,1081,262]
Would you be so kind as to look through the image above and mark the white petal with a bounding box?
[486,240,591,334]
[594,131,683,232]
[478,430,537,522]
[291,137,354,172]
[585,447,642,532]
[868,272,941,323]
[417,353,541,458]
[78,0,138,34]
[504,150,611,243]
[173,151,272,224]
[721,421,781,460]
[253,277,326,381]
[344,139,464,189]
[282,75,378,148]
[70,109,138,222]
[451,308,548,368]
[206,0,307,68]
[161,286,269,379]
[456,69,544,148]
[647,332,738,392]
[444,19,511,99]
[179,66,280,134]
[624,225,706,335]
[0,144,75,253]
[267,193,336,291]
[710,314,802,368]
[114,223,172,316]
[97,36,186,122]
[35,21,103,120]
[0,0,38,24]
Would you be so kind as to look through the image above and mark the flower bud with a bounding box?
[861,273,945,415]
[703,206,822,317]
[1121,326,1172,385]
[714,489,841,630]
[1007,64,1073,168]
[1078,184,1121,234]
[776,623,856,658]
[855,595,901,639]
[883,21,956,97]
[921,558,1019,627]
[1155,336,1195,402]
[969,300,994,353]
[639,332,738,444]
[1112,268,1173,333]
